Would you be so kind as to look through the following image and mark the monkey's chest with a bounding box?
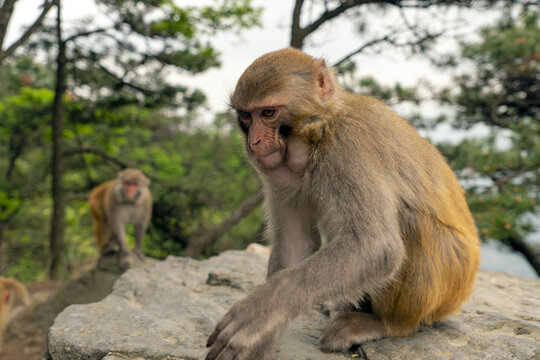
[116,204,146,223]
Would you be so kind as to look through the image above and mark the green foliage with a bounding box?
[144,127,260,258]
[0,191,21,221]
[437,11,540,253]
[0,82,54,218]
[443,12,540,129]
[0,56,55,97]
[0,0,261,282]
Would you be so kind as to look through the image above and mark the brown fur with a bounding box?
[206,48,480,360]
[0,277,30,351]
[89,168,152,268]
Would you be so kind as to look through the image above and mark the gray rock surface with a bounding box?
[47,251,540,360]
[36,254,154,332]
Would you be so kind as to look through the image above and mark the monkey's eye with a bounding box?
[261,109,276,118]
[237,110,252,122]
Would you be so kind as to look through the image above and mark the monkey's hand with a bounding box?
[205,282,291,360]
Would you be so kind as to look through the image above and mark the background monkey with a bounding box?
[206,48,480,360]
[0,277,30,351]
[89,168,152,269]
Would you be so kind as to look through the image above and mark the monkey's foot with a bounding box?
[118,251,131,271]
[133,248,146,260]
[319,311,385,352]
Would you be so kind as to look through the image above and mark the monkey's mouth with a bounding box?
[253,149,285,168]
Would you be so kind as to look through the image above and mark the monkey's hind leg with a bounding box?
[319,311,386,352]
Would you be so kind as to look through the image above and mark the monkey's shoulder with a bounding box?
[338,93,430,147]
[89,179,118,198]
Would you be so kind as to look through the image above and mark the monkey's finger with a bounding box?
[207,334,250,360]
[206,343,240,360]
[207,322,254,360]
[206,320,237,358]
[205,344,223,360]
[207,312,234,347]
[206,330,218,348]
[206,338,238,360]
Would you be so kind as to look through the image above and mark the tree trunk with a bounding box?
[0,0,55,63]
[0,221,7,274]
[502,236,540,277]
[0,0,17,56]
[289,0,305,48]
[184,191,263,257]
[49,0,66,280]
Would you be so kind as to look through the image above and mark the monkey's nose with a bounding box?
[250,138,261,148]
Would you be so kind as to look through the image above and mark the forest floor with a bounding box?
[0,254,147,360]
[0,281,63,360]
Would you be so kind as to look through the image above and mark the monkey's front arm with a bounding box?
[205,278,290,360]
[205,229,404,360]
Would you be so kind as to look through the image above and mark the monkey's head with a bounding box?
[117,168,150,202]
[230,48,337,170]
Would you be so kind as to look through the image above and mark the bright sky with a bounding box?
[5,0,501,114]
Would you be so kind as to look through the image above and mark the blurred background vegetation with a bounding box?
[0,0,538,283]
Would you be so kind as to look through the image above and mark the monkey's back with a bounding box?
[89,180,118,251]
[318,93,480,334]
[89,179,117,223]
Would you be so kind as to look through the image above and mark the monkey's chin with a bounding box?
[254,149,284,169]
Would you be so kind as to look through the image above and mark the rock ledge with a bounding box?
[48,251,540,360]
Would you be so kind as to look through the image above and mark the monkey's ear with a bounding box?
[314,59,335,101]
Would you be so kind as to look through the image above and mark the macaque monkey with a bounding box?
[89,168,152,269]
[206,48,480,360]
[0,277,30,351]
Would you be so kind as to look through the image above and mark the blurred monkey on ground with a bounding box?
[0,277,30,351]
[89,168,152,269]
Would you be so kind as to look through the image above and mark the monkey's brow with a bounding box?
[235,104,287,113]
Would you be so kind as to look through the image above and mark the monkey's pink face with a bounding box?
[123,181,140,200]
[3,290,10,304]
[236,105,290,169]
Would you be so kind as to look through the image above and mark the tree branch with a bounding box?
[65,193,89,202]
[290,0,306,48]
[96,62,153,96]
[64,146,131,168]
[290,0,482,49]
[0,0,55,63]
[501,236,540,276]
[0,0,17,53]
[334,28,442,66]
[304,0,379,37]
[292,0,385,48]
[334,35,390,67]
[184,191,264,257]
[480,160,540,195]
[488,96,512,128]
[64,27,108,43]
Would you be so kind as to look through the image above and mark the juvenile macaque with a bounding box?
[0,277,30,351]
[89,168,152,269]
[206,48,480,360]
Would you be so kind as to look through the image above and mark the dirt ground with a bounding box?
[0,255,152,360]
[0,281,63,360]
